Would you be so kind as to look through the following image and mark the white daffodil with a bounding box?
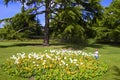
[61,60,65,65]
[76,64,79,66]
[14,58,19,64]
[46,54,51,59]
[80,62,83,65]
[36,64,39,67]
[33,61,35,64]
[64,57,67,60]
[21,53,25,59]
[10,55,17,60]
[66,64,68,66]
[28,55,31,58]
[69,58,73,63]
[73,59,77,62]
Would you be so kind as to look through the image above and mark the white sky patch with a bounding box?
[0,22,5,28]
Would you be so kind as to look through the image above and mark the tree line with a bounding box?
[0,0,120,45]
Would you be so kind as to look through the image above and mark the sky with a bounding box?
[0,0,113,28]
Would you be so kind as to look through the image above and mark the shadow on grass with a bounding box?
[0,43,42,48]
[63,42,120,50]
[98,42,120,48]
[0,41,119,50]
[61,43,104,50]
[0,42,103,50]
[0,43,66,48]
[113,66,120,80]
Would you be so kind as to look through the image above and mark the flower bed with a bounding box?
[1,49,108,80]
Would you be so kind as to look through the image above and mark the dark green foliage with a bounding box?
[50,6,85,43]
[3,0,119,44]
[0,12,43,40]
[50,0,103,43]
[95,0,120,43]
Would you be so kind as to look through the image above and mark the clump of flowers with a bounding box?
[1,49,108,80]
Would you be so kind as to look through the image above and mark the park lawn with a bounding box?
[0,41,120,80]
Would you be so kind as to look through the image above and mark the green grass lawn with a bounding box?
[0,40,120,80]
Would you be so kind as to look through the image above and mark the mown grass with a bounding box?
[0,40,120,80]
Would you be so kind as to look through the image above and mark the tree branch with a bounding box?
[50,17,67,24]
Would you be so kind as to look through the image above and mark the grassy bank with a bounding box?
[0,41,120,80]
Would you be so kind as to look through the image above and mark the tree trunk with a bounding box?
[43,0,50,46]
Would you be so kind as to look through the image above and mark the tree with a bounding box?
[0,12,42,40]
[3,0,52,45]
[95,0,120,43]
[50,0,103,43]
[2,0,103,44]
[3,0,82,45]
[50,5,85,43]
